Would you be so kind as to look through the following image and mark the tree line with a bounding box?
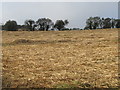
[85,17,120,29]
[2,18,69,31]
[1,16,120,31]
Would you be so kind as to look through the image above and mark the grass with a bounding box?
[2,28,119,88]
[54,81,92,88]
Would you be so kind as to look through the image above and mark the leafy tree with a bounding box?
[54,20,69,30]
[115,19,120,28]
[1,25,5,30]
[85,17,117,29]
[0,24,2,30]
[93,17,101,29]
[85,17,93,29]
[85,17,101,29]
[25,19,35,31]
[4,20,18,31]
[111,18,116,28]
[36,18,53,31]
[99,18,104,29]
[103,18,112,29]
[64,20,69,25]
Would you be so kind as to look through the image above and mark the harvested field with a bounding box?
[2,28,119,88]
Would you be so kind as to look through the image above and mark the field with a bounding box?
[2,29,119,88]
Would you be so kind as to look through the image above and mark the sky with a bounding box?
[118,1,120,19]
[1,2,118,29]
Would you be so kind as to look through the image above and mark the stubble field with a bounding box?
[2,29,119,88]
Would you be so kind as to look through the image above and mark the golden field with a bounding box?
[2,28,119,88]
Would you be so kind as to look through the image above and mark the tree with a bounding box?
[115,19,120,28]
[92,17,101,29]
[1,25,5,30]
[54,20,69,30]
[24,19,35,31]
[85,17,117,30]
[99,18,104,29]
[36,18,53,31]
[85,17,101,30]
[64,20,69,25]
[4,20,18,31]
[103,18,112,29]
[85,17,93,29]
[111,18,116,28]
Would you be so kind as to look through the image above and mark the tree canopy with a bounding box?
[2,16,120,31]
[3,20,18,31]
[54,20,69,30]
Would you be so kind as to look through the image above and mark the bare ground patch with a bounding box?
[2,29,119,88]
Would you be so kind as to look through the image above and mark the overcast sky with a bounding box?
[1,2,118,29]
